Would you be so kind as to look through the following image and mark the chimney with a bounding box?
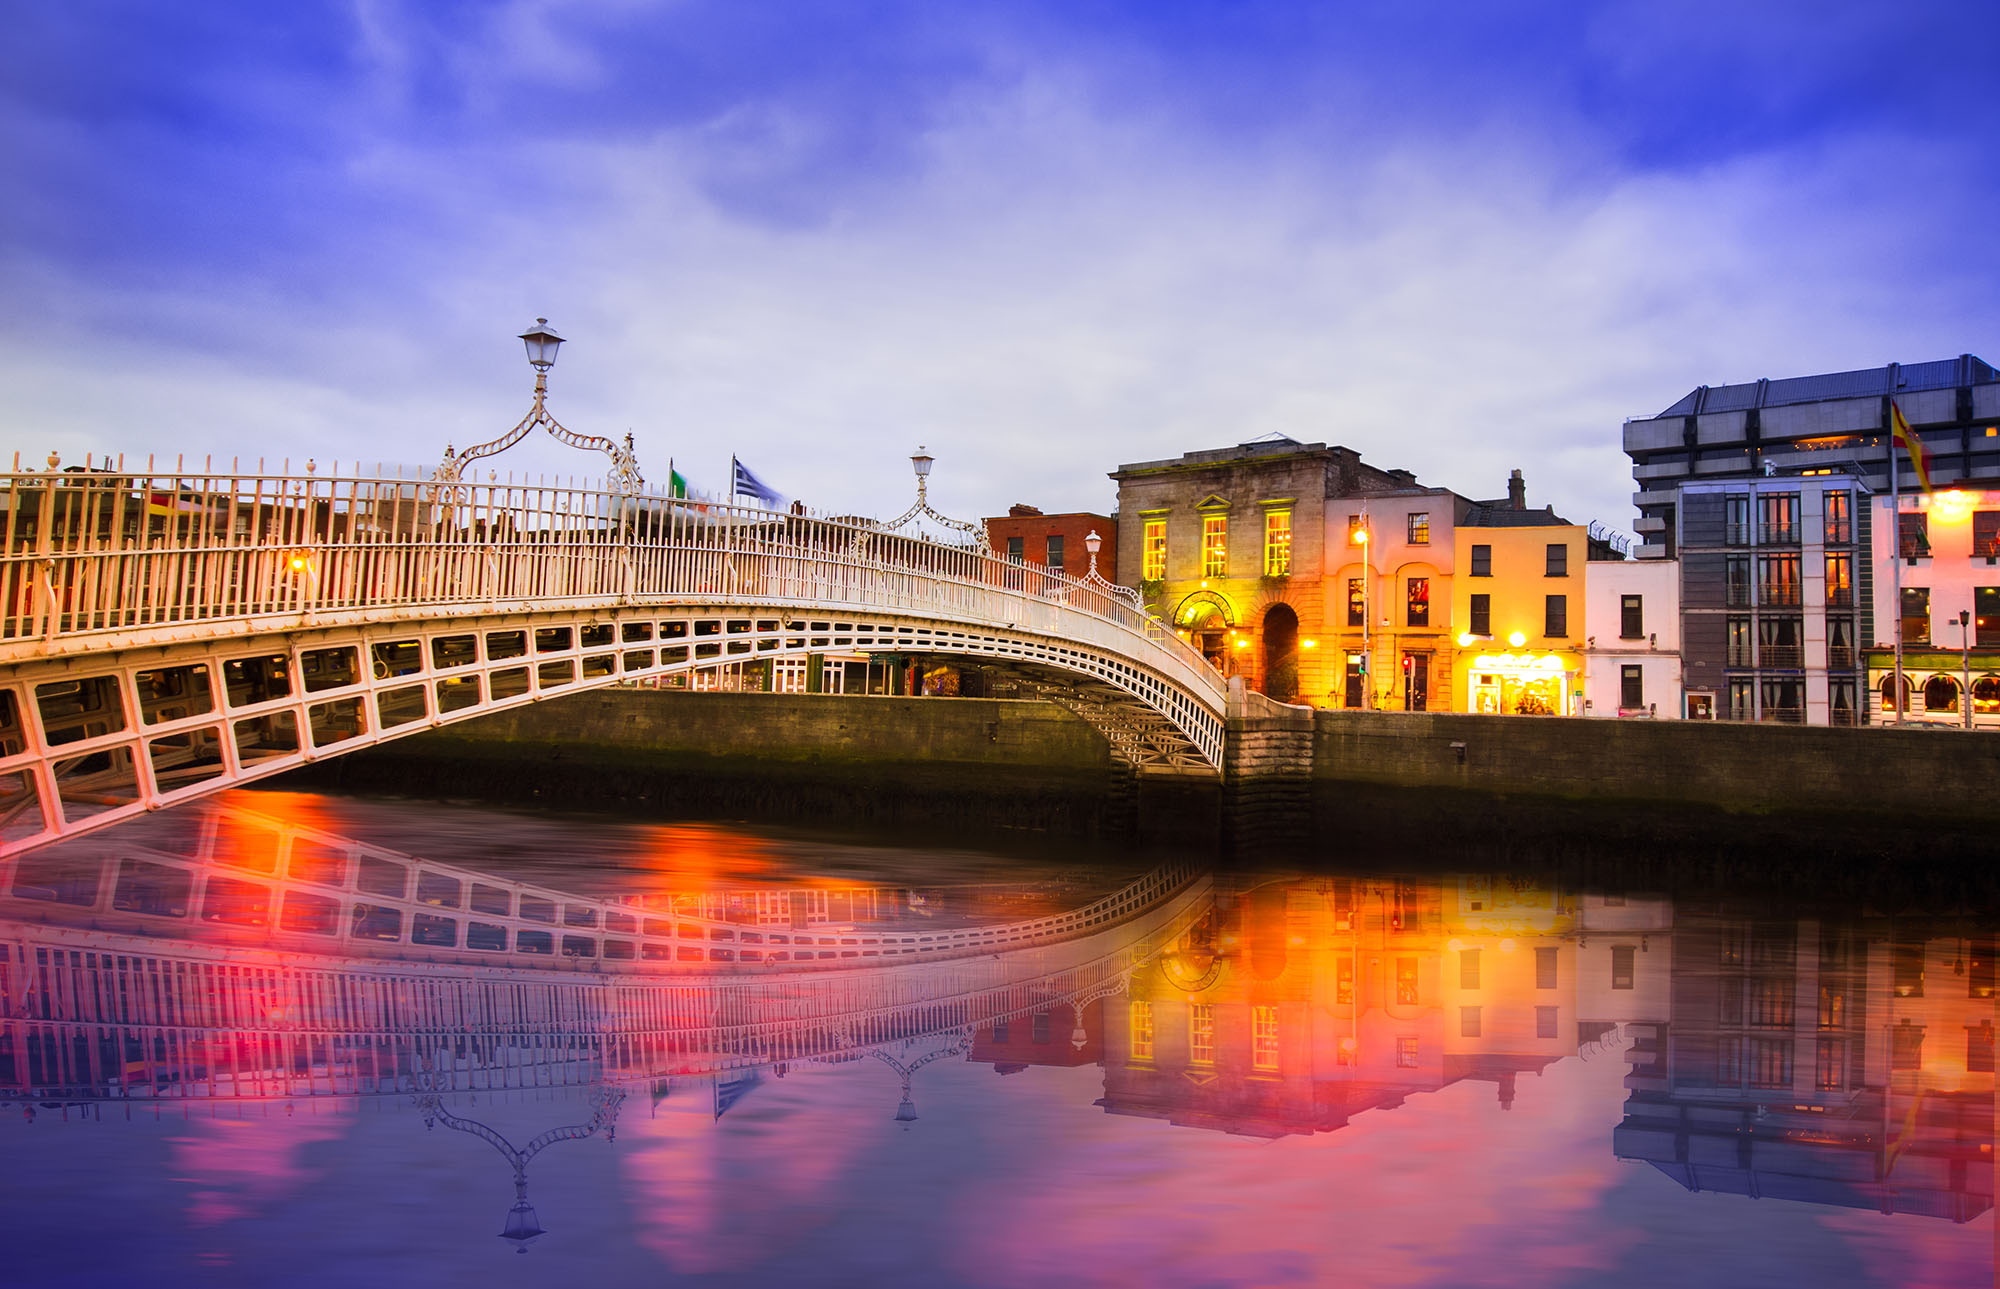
[1507,469,1525,511]
[1007,503,1043,517]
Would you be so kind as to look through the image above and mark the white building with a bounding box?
[1865,487,2000,727]
[1581,557,1682,718]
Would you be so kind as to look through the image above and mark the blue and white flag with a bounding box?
[731,456,784,506]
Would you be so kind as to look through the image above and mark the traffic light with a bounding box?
[1401,654,1413,675]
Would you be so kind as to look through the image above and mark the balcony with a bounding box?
[1725,522,1752,547]
[1760,706,1806,725]
[1827,646,1855,671]
[1826,587,1853,608]
[1726,647,1755,668]
[1758,585,1803,608]
[1898,537,1931,560]
[1758,524,1800,546]
[1824,522,1853,545]
[1727,585,1754,608]
[1759,645,1804,669]
[1829,707,1861,727]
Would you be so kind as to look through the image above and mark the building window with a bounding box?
[1893,942,1924,997]
[1881,672,1911,715]
[1344,654,1364,708]
[1824,491,1852,545]
[1032,1011,1051,1044]
[1006,536,1024,563]
[1407,512,1430,544]
[1726,617,1752,667]
[1336,956,1354,1005]
[1977,587,2000,646]
[1620,665,1644,710]
[1825,553,1853,607]
[1924,674,1960,713]
[1726,494,1750,546]
[1535,947,1557,989]
[1546,543,1568,577]
[1142,520,1166,580]
[1536,1006,1558,1039]
[1620,594,1643,639]
[1189,1002,1215,1065]
[1347,513,1366,545]
[1459,947,1480,989]
[991,1019,1009,1043]
[1202,514,1227,577]
[1759,616,1803,669]
[1976,676,2000,716]
[1892,1021,1924,1071]
[1544,594,1567,638]
[1395,956,1419,1005]
[1761,677,1804,720]
[1974,510,2000,560]
[1469,594,1491,637]
[1459,1006,1481,1038]
[1347,578,1365,627]
[1748,1037,1792,1089]
[1406,577,1430,627]
[1404,654,1429,712]
[1758,492,1800,545]
[1470,544,1491,577]
[1815,1038,1846,1090]
[1611,945,1635,990]
[1969,1022,1995,1074]
[1901,587,1930,644]
[1725,555,1752,607]
[1898,511,1929,560]
[1263,510,1292,577]
[1396,1036,1418,1068]
[1129,1000,1155,1061]
[1046,534,1064,573]
[1726,677,1754,721]
[1251,1004,1279,1071]
[1758,554,1802,606]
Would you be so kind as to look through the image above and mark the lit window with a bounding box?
[1142,520,1166,580]
[1264,510,1292,577]
[1129,1000,1154,1061]
[1202,514,1228,577]
[1189,1002,1215,1065]
[1407,512,1429,545]
[1251,1004,1280,1071]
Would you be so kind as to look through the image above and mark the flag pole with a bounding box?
[729,455,738,508]
[1890,399,1903,727]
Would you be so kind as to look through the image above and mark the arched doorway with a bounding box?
[1172,590,1236,673]
[1262,603,1299,702]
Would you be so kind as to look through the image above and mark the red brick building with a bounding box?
[982,505,1118,582]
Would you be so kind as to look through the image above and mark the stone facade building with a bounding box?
[1109,437,1415,703]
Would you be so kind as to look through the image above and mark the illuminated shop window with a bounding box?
[1188,1002,1215,1065]
[1251,1005,1280,1071]
[1129,1000,1155,1061]
[1143,520,1166,580]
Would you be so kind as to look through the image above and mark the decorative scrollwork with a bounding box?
[436,370,644,496]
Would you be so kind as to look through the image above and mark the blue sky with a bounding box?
[4,1,1995,531]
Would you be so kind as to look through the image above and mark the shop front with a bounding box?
[1464,650,1581,717]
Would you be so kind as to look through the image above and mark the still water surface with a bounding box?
[1,791,1991,1287]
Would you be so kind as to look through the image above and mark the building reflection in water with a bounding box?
[1615,907,1996,1223]
[0,795,1993,1270]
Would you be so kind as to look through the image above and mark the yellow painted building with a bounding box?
[1451,513,1589,715]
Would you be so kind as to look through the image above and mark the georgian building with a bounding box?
[1327,483,1470,710]
[1109,437,1420,703]
[1449,482,1603,716]
[1581,556,1682,718]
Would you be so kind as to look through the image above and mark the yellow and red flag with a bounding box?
[1890,399,1934,493]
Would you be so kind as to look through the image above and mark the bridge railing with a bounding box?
[0,463,1221,702]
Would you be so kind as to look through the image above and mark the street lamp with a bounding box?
[879,445,985,549]
[1352,518,1371,709]
[435,319,643,494]
[910,445,934,483]
[1957,609,1972,729]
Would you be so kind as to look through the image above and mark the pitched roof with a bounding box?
[1462,503,1572,528]
[1657,354,1996,418]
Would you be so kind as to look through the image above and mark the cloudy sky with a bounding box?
[4,1,1995,533]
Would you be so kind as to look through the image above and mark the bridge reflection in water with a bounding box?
[0,811,1993,1279]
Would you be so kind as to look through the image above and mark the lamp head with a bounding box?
[1085,530,1102,555]
[910,446,934,480]
[519,318,564,372]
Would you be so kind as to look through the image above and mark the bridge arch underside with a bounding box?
[0,603,1222,855]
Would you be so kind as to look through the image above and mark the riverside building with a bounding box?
[1109,436,1419,703]
[1864,486,2000,727]
[1620,355,2000,724]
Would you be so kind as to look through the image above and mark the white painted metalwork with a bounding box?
[0,461,1226,854]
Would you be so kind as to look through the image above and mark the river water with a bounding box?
[0,790,1991,1288]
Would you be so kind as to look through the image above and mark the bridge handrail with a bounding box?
[0,466,1222,702]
